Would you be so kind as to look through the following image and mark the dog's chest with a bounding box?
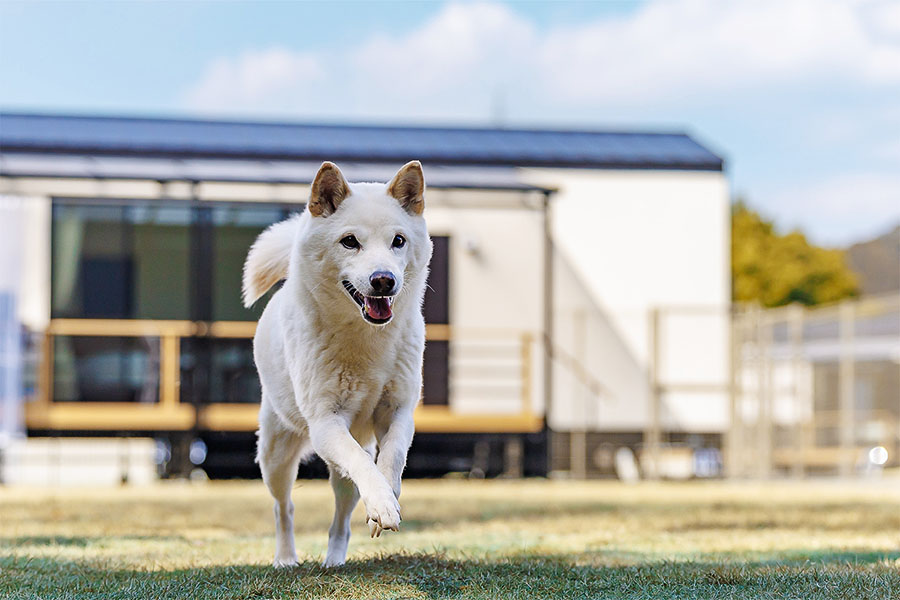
[298,334,399,414]
[316,363,390,437]
[283,307,413,425]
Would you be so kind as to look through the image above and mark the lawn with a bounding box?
[1,478,899,599]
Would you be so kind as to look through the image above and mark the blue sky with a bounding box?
[2,0,898,246]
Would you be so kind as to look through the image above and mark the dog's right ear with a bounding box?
[308,162,351,217]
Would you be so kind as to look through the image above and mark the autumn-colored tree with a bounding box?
[732,202,859,307]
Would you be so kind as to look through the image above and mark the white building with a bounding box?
[0,113,729,478]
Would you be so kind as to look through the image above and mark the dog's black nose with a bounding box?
[369,271,396,295]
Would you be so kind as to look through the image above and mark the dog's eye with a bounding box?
[340,235,360,249]
[392,234,406,248]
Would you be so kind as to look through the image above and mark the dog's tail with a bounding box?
[242,215,300,308]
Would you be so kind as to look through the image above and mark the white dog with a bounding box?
[241,161,432,567]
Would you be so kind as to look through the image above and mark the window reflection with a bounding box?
[180,338,260,404]
[53,335,159,403]
[51,202,191,320]
[212,205,287,322]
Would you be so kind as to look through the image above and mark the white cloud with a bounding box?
[538,0,900,104]
[183,2,537,120]
[351,2,535,96]
[184,48,321,111]
[182,0,900,115]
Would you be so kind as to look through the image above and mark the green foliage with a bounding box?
[732,202,859,307]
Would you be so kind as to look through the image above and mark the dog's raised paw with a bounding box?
[364,493,401,537]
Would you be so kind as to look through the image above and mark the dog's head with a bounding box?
[301,161,432,326]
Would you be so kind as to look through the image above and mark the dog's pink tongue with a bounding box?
[364,297,392,320]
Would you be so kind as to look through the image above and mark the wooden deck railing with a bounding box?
[27,319,543,434]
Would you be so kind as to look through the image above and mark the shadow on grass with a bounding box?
[0,535,190,548]
[2,551,899,600]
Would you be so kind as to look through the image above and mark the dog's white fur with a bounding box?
[242,161,432,568]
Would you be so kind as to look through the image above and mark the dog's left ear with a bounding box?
[387,161,425,215]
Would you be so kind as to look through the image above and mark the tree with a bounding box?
[732,202,859,307]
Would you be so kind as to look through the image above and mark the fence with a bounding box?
[730,294,900,477]
[551,294,900,480]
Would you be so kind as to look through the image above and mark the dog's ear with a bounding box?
[308,162,351,217]
[387,161,425,215]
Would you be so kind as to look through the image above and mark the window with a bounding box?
[212,205,287,322]
[51,199,289,404]
[49,200,451,407]
[52,202,191,319]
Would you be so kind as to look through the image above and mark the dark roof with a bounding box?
[0,112,724,171]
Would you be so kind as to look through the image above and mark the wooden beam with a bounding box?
[25,402,195,431]
[48,319,195,337]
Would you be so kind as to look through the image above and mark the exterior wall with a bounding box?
[550,253,650,431]
[521,168,731,433]
[21,196,51,331]
[424,196,546,418]
[0,194,50,331]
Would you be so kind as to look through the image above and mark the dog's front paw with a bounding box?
[322,554,346,568]
[363,491,401,538]
[273,556,299,568]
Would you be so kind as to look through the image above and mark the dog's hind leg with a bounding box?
[323,465,361,567]
[258,402,304,568]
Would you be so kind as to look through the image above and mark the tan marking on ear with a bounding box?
[387,160,425,215]
[308,161,351,217]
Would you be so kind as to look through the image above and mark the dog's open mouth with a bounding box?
[342,281,394,324]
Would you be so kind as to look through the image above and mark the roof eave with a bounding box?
[0,144,724,172]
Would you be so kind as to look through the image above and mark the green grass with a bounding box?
[2,478,899,599]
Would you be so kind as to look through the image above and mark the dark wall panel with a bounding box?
[423,235,449,325]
